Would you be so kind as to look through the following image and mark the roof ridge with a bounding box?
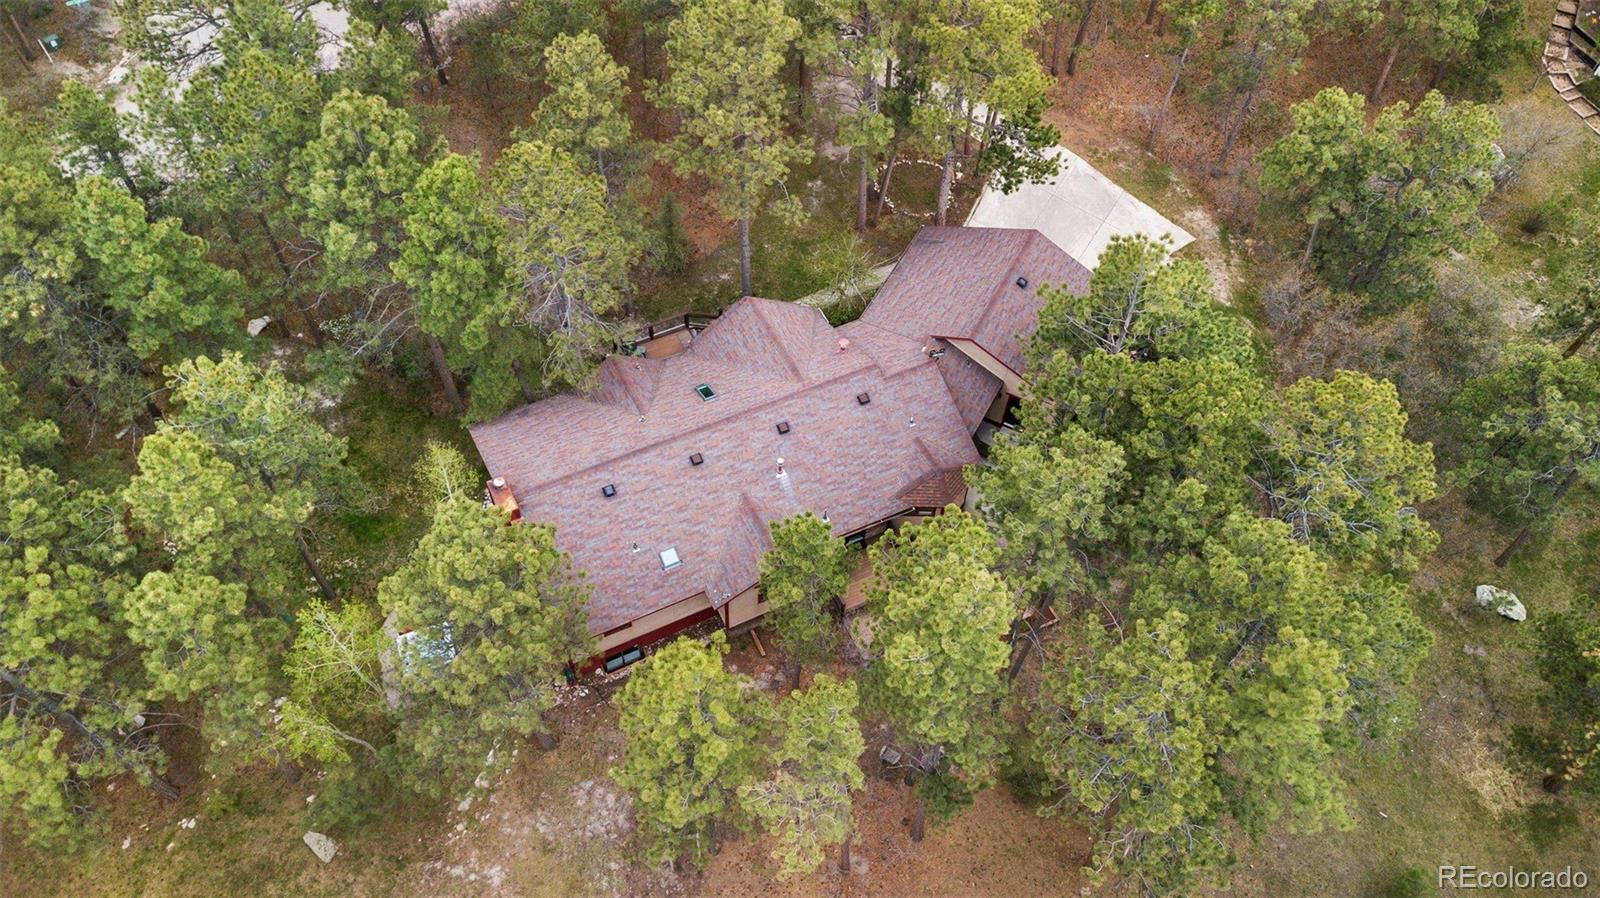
[522,363,878,492]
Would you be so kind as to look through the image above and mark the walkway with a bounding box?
[1545,0,1600,135]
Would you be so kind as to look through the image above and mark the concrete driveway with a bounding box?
[966,145,1192,267]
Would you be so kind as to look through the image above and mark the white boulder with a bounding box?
[302,831,338,863]
[1475,584,1526,621]
[246,316,273,337]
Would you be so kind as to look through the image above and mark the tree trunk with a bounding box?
[296,528,337,600]
[1065,0,1098,77]
[976,107,999,170]
[1049,14,1065,76]
[1215,73,1261,172]
[7,12,33,63]
[1301,218,1320,268]
[874,149,900,224]
[789,659,802,691]
[417,17,448,86]
[0,670,181,802]
[1144,0,1160,26]
[839,829,853,873]
[1007,625,1038,681]
[1146,43,1189,153]
[738,217,753,297]
[857,151,871,231]
[1495,468,1582,567]
[910,794,926,842]
[1564,320,1600,357]
[427,334,467,415]
[935,147,956,227]
[1369,43,1399,103]
[511,357,537,403]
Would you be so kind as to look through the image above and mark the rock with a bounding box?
[302,831,338,863]
[246,316,273,337]
[1475,584,1527,621]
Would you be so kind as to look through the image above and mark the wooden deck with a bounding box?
[841,551,874,613]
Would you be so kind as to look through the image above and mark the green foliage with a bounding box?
[969,426,1125,608]
[1,439,144,848]
[293,89,427,300]
[532,32,639,196]
[394,151,527,419]
[1032,234,1255,368]
[1261,88,1500,311]
[1380,865,1437,898]
[1450,344,1600,529]
[867,510,1013,819]
[333,18,426,107]
[1028,611,1229,895]
[495,0,601,80]
[53,80,154,200]
[1512,598,1600,798]
[614,632,758,867]
[1435,0,1533,103]
[649,195,692,277]
[380,499,593,796]
[1261,371,1439,572]
[759,513,853,682]
[412,441,481,507]
[1537,210,1600,355]
[271,599,390,766]
[740,674,865,875]
[654,0,811,288]
[494,139,641,389]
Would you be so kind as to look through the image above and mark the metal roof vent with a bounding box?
[857,392,870,405]
[689,452,704,466]
[659,547,682,570]
[1016,276,1029,289]
[601,483,617,498]
[776,420,790,434]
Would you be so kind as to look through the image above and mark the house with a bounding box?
[467,227,1090,671]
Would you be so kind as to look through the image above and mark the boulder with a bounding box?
[246,316,273,337]
[1475,584,1527,621]
[302,831,338,863]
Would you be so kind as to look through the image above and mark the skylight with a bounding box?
[660,547,682,570]
[695,383,717,401]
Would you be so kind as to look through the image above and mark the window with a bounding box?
[856,392,871,405]
[660,547,682,570]
[601,483,617,498]
[689,452,704,466]
[603,646,645,672]
[776,421,790,434]
[694,383,717,401]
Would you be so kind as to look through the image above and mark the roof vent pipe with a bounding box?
[837,338,850,352]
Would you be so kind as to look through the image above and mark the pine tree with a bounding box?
[532,32,639,197]
[867,510,1013,838]
[1028,611,1229,895]
[494,140,641,388]
[759,512,854,689]
[740,674,865,875]
[380,498,593,794]
[654,0,810,295]
[613,632,758,867]
[395,152,516,416]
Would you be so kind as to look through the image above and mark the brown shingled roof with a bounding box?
[467,227,1090,637]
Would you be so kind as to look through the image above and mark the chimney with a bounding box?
[486,477,522,522]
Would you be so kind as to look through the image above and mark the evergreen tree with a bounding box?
[1028,611,1229,895]
[494,140,641,388]
[380,498,592,793]
[1514,598,1600,796]
[867,510,1013,838]
[1258,371,1439,572]
[614,632,758,867]
[162,353,350,598]
[1451,343,1600,566]
[395,152,525,417]
[654,0,810,295]
[532,32,639,197]
[740,674,865,875]
[53,80,154,200]
[759,512,854,689]
[1261,88,1500,311]
[339,0,449,84]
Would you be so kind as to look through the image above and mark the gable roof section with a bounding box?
[861,226,1091,376]
[469,296,981,635]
